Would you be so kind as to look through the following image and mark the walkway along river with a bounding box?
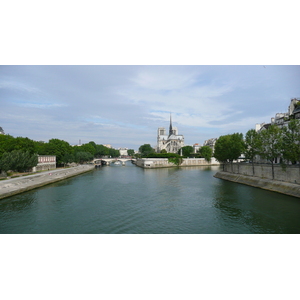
[1,162,300,233]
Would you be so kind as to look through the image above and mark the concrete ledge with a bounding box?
[136,158,220,168]
[214,171,300,198]
[0,165,94,200]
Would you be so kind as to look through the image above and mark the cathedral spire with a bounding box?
[169,113,173,136]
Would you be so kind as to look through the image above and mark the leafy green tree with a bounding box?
[139,144,154,156]
[281,119,300,164]
[44,139,73,166]
[0,150,38,173]
[179,146,194,157]
[13,137,37,154]
[74,151,93,164]
[127,149,135,156]
[61,153,75,167]
[259,124,282,179]
[199,146,213,162]
[108,148,120,157]
[214,135,230,165]
[33,141,47,155]
[160,149,167,154]
[214,133,245,171]
[95,145,110,157]
[0,134,16,157]
[79,143,96,156]
[244,129,262,175]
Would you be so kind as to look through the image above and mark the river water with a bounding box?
[1,162,300,233]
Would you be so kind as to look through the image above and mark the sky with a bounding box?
[1,65,300,150]
[2,2,300,298]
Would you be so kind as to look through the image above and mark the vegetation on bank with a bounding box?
[0,135,135,174]
[138,120,300,174]
[138,144,213,163]
[213,119,300,179]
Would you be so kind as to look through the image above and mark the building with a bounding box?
[156,115,184,153]
[203,138,218,153]
[0,127,4,135]
[254,98,300,164]
[118,148,128,156]
[193,143,201,153]
[256,98,300,132]
[32,155,56,172]
[103,144,112,149]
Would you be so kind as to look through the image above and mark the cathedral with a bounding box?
[156,115,184,153]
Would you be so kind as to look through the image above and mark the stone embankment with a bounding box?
[0,165,94,200]
[214,169,300,198]
[135,158,220,168]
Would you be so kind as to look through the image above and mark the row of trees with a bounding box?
[138,120,300,176]
[138,144,213,162]
[214,119,300,179]
[0,150,38,173]
[0,134,134,173]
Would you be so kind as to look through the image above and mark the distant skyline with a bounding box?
[1,65,300,150]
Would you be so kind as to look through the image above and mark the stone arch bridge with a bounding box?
[93,158,136,166]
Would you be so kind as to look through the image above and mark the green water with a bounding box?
[1,163,300,233]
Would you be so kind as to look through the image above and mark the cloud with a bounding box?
[1,65,300,149]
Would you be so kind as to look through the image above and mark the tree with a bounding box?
[178,146,194,157]
[214,133,245,171]
[74,151,93,164]
[259,124,282,179]
[199,146,213,162]
[214,135,230,166]
[79,143,96,156]
[95,145,110,157]
[244,129,262,175]
[127,149,135,156]
[139,144,154,156]
[61,153,75,167]
[281,119,300,164]
[13,137,37,154]
[44,139,73,166]
[0,150,38,173]
[0,134,16,157]
[108,148,120,157]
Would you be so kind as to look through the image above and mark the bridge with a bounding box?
[93,158,136,167]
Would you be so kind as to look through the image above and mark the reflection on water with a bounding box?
[1,164,300,233]
[213,179,300,233]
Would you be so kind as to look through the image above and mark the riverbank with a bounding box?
[214,171,300,198]
[135,158,220,168]
[0,165,95,200]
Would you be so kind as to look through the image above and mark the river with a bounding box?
[1,162,300,233]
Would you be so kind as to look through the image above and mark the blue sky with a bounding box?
[1,65,300,150]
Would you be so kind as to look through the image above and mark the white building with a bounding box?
[118,148,128,156]
[203,138,218,153]
[193,143,201,153]
[256,98,300,132]
[32,155,56,172]
[156,115,184,153]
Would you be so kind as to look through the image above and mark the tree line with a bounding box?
[213,119,300,179]
[138,144,213,162]
[138,119,300,177]
[0,135,134,173]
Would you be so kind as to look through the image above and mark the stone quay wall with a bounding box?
[222,163,300,184]
[214,163,300,198]
[0,165,94,200]
[135,158,220,168]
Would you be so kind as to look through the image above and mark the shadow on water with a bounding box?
[213,178,300,233]
[0,193,37,212]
